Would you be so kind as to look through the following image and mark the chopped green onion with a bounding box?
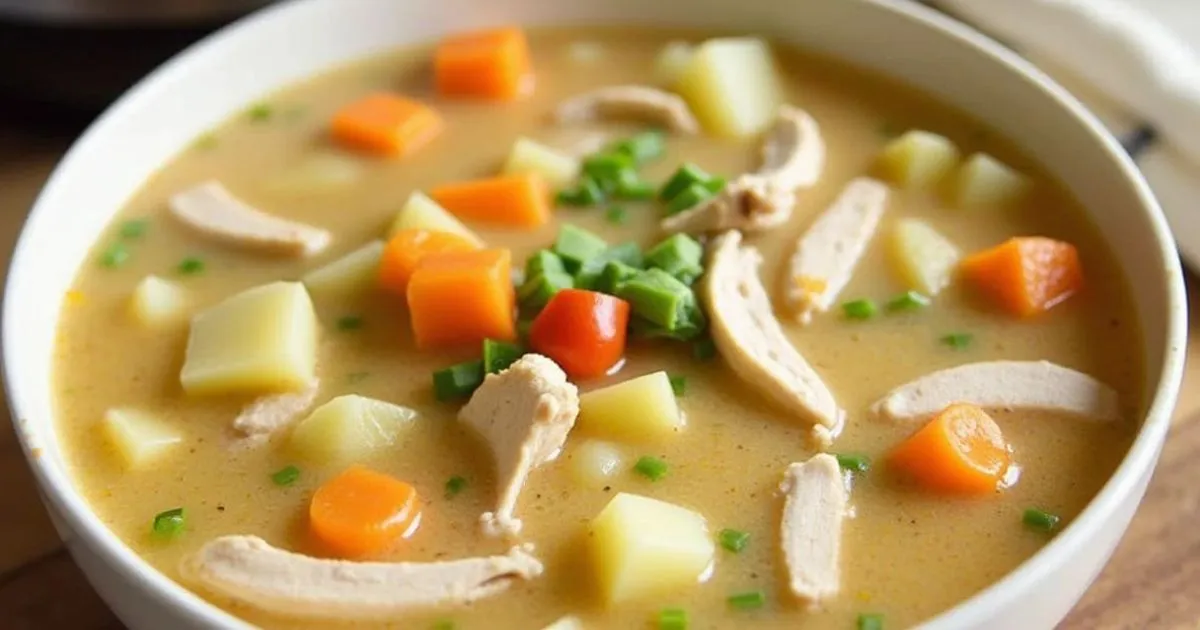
[582,151,637,183]
[432,360,485,401]
[692,337,717,361]
[556,176,606,207]
[193,133,219,150]
[702,175,727,194]
[596,260,640,295]
[842,298,878,320]
[727,590,766,610]
[659,163,714,201]
[657,607,688,630]
[616,268,703,332]
[336,315,364,331]
[941,332,973,349]
[612,131,666,164]
[615,178,657,200]
[1022,508,1061,533]
[177,256,205,275]
[605,205,629,225]
[247,103,273,122]
[718,528,750,553]
[857,613,885,630]
[634,455,669,481]
[445,475,468,498]
[525,250,567,277]
[152,508,186,538]
[119,218,149,239]
[886,290,930,312]
[482,339,523,374]
[836,453,871,473]
[553,224,609,271]
[664,182,712,216]
[518,270,574,312]
[99,243,130,268]
[271,465,300,486]
[346,371,370,383]
[646,233,704,285]
[669,374,687,396]
[575,242,644,291]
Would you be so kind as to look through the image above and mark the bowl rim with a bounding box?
[2,0,1187,628]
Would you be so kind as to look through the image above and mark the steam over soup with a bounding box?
[53,26,1142,629]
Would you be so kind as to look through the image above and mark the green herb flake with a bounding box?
[445,475,468,498]
[1022,508,1061,533]
[152,508,186,538]
[727,590,767,610]
[336,315,364,331]
[177,256,205,275]
[432,360,485,401]
[634,455,669,481]
[482,339,523,374]
[119,218,150,239]
[247,103,274,122]
[886,290,930,312]
[842,298,878,320]
[718,528,750,553]
[941,332,973,349]
[857,613,885,630]
[835,453,872,473]
[605,205,629,225]
[271,465,301,486]
[657,607,688,630]
[669,374,687,397]
[99,243,130,268]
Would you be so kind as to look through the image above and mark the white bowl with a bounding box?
[2,0,1187,628]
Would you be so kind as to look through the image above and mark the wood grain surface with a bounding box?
[0,126,1196,630]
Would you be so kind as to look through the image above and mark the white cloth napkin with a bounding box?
[928,0,1200,268]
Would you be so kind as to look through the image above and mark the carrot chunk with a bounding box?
[330,93,443,157]
[309,465,422,558]
[434,27,533,100]
[406,248,516,349]
[430,173,550,229]
[959,236,1083,317]
[379,229,479,296]
[887,403,1011,495]
[529,289,630,379]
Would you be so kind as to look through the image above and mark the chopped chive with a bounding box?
[596,260,640,295]
[518,270,574,312]
[718,528,750,553]
[669,374,687,397]
[842,298,878,320]
[702,175,727,194]
[270,465,300,486]
[346,371,370,383]
[727,590,766,610]
[941,332,973,349]
[119,218,150,239]
[432,360,485,401]
[858,613,885,630]
[582,151,637,184]
[575,242,645,290]
[836,453,871,473]
[247,103,273,122]
[615,178,657,200]
[886,290,930,312]
[553,224,609,271]
[634,455,669,481]
[659,163,714,201]
[99,243,130,268]
[612,131,666,164]
[646,233,704,285]
[556,176,605,206]
[482,338,523,374]
[193,133,219,150]
[336,315,364,331]
[152,508,186,538]
[615,268,702,332]
[177,256,205,275]
[657,607,688,630]
[692,337,717,361]
[1022,508,1061,533]
[524,250,567,277]
[445,475,468,498]
[605,205,629,225]
[664,182,712,216]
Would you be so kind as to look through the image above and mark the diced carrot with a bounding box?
[959,236,1083,317]
[529,289,630,379]
[887,403,1011,495]
[379,229,479,296]
[434,27,533,100]
[430,173,550,229]
[309,465,422,558]
[407,248,516,349]
[330,93,443,157]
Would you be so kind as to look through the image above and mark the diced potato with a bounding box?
[102,408,183,470]
[129,275,188,326]
[589,492,714,604]
[676,37,783,138]
[502,137,580,189]
[570,439,625,487]
[578,371,683,442]
[388,191,484,246]
[952,152,1033,208]
[654,40,694,87]
[542,615,583,630]
[264,151,364,194]
[890,218,962,296]
[301,240,384,297]
[180,281,318,395]
[877,130,961,189]
[289,395,417,464]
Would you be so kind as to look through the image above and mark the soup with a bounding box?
[53,26,1142,629]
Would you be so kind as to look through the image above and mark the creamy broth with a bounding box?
[53,27,1141,629]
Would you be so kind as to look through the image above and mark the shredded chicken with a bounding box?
[872,360,1122,422]
[703,231,845,447]
[458,354,580,537]
[785,178,890,324]
[169,180,331,257]
[231,379,320,444]
[181,535,542,621]
[554,85,700,134]
[779,454,846,608]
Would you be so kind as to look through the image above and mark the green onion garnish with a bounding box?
[657,607,688,630]
[836,453,871,473]
[606,205,629,225]
[692,337,717,361]
[271,465,300,486]
[664,182,712,216]
[645,233,704,285]
[553,224,609,271]
[615,178,657,200]
[247,103,273,122]
[634,455,669,481]
[858,613,885,630]
[727,590,766,610]
[556,176,605,207]
[718,528,750,553]
[482,338,523,374]
[702,175,727,194]
[941,332,973,349]
[1022,508,1061,533]
[612,131,666,164]
[152,508,186,538]
[177,256,205,275]
[99,243,130,268]
[336,315,364,331]
[842,298,878,320]
[659,163,714,201]
[518,270,574,313]
[669,374,687,397]
[445,475,468,498]
[119,218,149,239]
[432,360,485,401]
[583,151,637,184]
[886,290,930,312]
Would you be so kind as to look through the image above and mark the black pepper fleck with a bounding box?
[603,486,612,492]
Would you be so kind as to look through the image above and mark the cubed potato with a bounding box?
[676,37,783,138]
[952,152,1032,208]
[570,439,625,487]
[301,240,384,297]
[877,130,961,189]
[890,218,962,296]
[180,281,318,395]
[502,137,580,189]
[264,151,364,194]
[578,371,683,442]
[654,40,694,87]
[589,492,714,604]
[102,408,183,470]
[129,275,188,326]
[289,395,417,464]
[388,192,483,246]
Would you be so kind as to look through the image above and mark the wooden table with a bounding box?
[0,126,1197,630]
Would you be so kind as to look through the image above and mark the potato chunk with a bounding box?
[180,281,318,395]
[877,130,960,189]
[301,240,384,297]
[570,439,625,487]
[952,152,1032,208]
[102,408,183,470]
[589,492,714,604]
[289,395,417,464]
[129,275,188,326]
[677,37,783,138]
[578,371,683,442]
[389,191,483,246]
[889,219,962,296]
[503,137,580,189]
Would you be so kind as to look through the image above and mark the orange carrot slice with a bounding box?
[379,229,479,296]
[406,248,516,349]
[434,27,533,100]
[430,173,550,229]
[309,466,422,558]
[959,236,1083,317]
[888,403,1011,495]
[330,93,443,157]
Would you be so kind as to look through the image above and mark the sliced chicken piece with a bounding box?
[554,85,700,134]
[459,354,580,537]
[662,106,825,235]
[872,360,1121,422]
[170,180,331,257]
[232,379,320,442]
[779,453,846,608]
[785,178,890,324]
[181,535,542,621]
[703,231,845,447]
